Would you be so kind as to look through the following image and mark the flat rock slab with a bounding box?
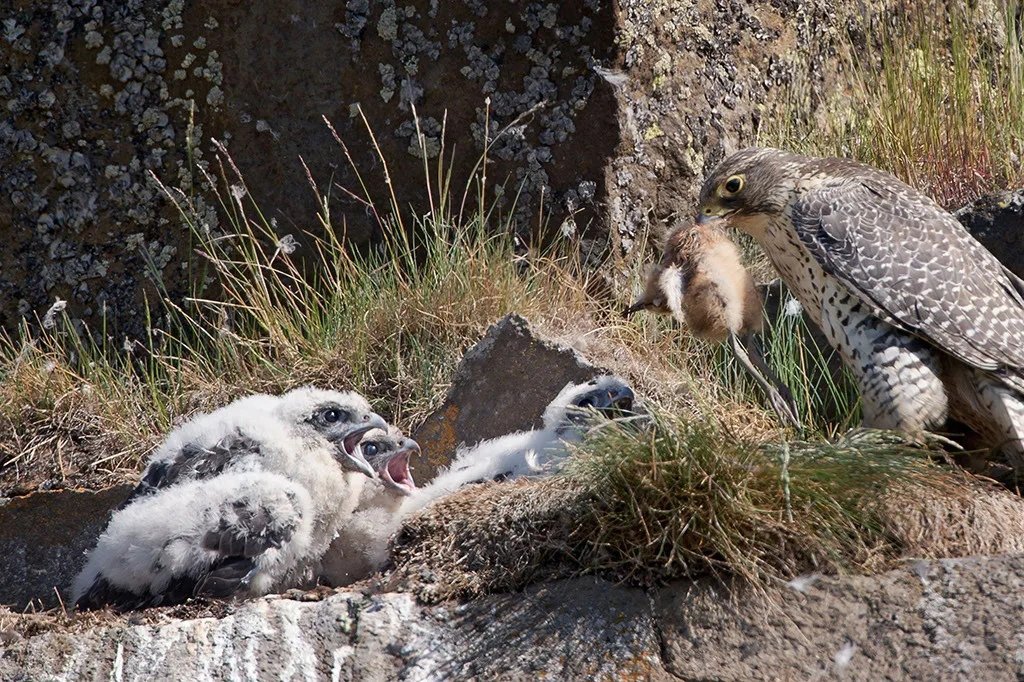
[0,577,664,682]
[0,485,132,609]
[411,313,608,482]
[6,556,1024,680]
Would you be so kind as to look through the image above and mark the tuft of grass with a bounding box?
[565,411,969,588]
[768,3,1024,208]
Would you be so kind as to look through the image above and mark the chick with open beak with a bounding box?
[316,428,421,587]
[360,432,419,496]
[330,416,390,479]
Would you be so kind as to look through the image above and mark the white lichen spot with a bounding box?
[206,85,224,107]
[2,19,25,43]
[229,184,247,201]
[276,234,299,255]
[377,6,398,41]
[84,31,104,49]
[42,298,67,329]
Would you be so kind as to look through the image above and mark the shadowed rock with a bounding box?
[0,485,132,609]
[955,189,1024,279]
[411,313,607,482]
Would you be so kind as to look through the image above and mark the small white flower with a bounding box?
[42,360,57,374]
[42,299,67,329]
[123,337,137,353]
[783,296,803,317]
[276,234,298,255]
[229,184,247,201]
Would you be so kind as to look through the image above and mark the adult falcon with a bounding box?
[696,148,1024,468]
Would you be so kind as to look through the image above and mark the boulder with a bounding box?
[411,313,607,482]
[5,556,1024,680]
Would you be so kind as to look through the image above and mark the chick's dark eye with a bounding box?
[363,443,378,457]
[577,398,594,409]
[322,408,345,424]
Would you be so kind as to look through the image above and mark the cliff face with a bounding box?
[1,0,897,337]
[5,557,1024,681]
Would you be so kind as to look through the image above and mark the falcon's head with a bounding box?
[276,386,389,478]
[543,375,639,437]
[696,147,806,232]
[358,427,419,496]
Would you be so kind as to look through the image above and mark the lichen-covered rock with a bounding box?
[1,0,925,337]
[0,577,666,681]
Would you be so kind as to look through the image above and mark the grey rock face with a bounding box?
[411,312,607,482]
[6,556,1024,680]
[1,577,665,681]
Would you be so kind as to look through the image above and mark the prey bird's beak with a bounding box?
[580,383,636,415]
[622,300,648,318]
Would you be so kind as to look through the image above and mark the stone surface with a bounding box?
[0,484,132,609]
[411,313,606,482]
[0,577,665,681]
[0,0,913,337]
[656,555,1024,680]
[955,189,1024,279]
[6,556,1024,680]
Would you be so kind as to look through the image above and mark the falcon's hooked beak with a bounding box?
[696,199,733,224]
[335,415,389,478]
[378,439,419,496]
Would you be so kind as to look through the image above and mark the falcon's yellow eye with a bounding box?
[721,175,744,196]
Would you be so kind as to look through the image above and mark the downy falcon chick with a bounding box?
[318,427,419,586]
[73,388,388,610]
[696,147,1024,466]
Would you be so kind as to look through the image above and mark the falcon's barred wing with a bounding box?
[790,177,1024,386]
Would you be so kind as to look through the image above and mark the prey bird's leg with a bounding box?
[730,333,803,432]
